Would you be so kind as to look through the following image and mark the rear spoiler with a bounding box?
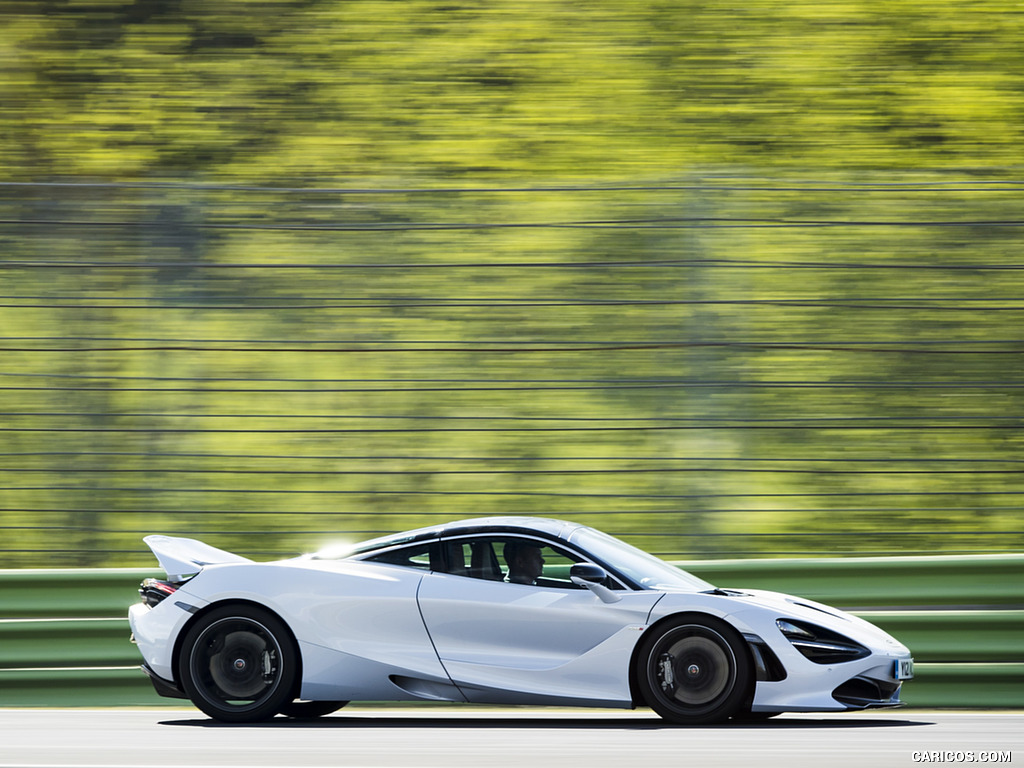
[143,535,252,581]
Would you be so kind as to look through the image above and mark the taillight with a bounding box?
[139,578,179,607]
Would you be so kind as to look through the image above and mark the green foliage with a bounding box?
[4,1,1024,180]
[0,2,1022,565]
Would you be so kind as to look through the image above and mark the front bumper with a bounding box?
[720,598,914,714]
[832,674,904,709]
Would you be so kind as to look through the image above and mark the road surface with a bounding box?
[0,708,1019,768]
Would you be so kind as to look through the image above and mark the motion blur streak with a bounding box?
[1,2,1022,566]
[2,180,1021,566]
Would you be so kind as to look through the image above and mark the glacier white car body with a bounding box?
[128,517,913,723]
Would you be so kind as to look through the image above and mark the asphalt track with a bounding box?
[0,709,1020,768]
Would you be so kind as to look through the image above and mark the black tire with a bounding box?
[179,604,298,723]
[636,614,752,725]
[279,700,348,719]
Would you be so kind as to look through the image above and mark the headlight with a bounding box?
[776,619,870,664]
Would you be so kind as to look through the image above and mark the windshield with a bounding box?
[572,527,715,592]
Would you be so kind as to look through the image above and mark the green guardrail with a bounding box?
[680,554,1024,608]
[0,569,151,620]
[1,555,1021,709]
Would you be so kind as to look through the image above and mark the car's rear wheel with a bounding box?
[179,605,297,722]
[279,700,348,719]
[636,614,752,725]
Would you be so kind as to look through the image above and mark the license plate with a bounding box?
[895,658,914,680]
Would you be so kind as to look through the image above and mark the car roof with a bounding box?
[341,516,583,557]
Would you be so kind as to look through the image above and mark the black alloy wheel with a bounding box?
[637,614,752,725]
[179,605,298,722]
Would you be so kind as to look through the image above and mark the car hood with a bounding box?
[726,587,910,652]
[652,586,908,654]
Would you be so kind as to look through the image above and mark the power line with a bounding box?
[4,335,1024,347]
[4,506,1022,516]
[3,451,1024,465]
[4,411,1024,422]
[2,466,1022,477]
[2,524,1018,539]
[3,375,1024,392]
[3,486,1024,499]
[4,216,1024,232]
[2,423,1023,435]
[3,257,1024,271]
[3,179,1024,193]
[2,177,1021,562]
[2,298,1023,312]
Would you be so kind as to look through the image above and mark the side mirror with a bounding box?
[570,563,621,603]
[570,563,607,585]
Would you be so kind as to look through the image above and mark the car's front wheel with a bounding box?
[179,605,298,722]
[636,614,752,725]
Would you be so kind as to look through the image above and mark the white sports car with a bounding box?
[128,517,913,724]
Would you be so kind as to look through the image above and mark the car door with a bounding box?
[416,535,662,706]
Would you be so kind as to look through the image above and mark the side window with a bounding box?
[367,537,620,590]
[364,542,434,571]
[437,536,589,588]
[440,540,471,576]
[500,538,585,589]
[439,538,503,581]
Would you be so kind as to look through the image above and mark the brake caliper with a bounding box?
[658,653,676,694]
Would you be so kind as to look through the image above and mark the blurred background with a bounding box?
[2,0,1023,567]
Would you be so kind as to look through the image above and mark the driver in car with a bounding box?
[503,541,545,585]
